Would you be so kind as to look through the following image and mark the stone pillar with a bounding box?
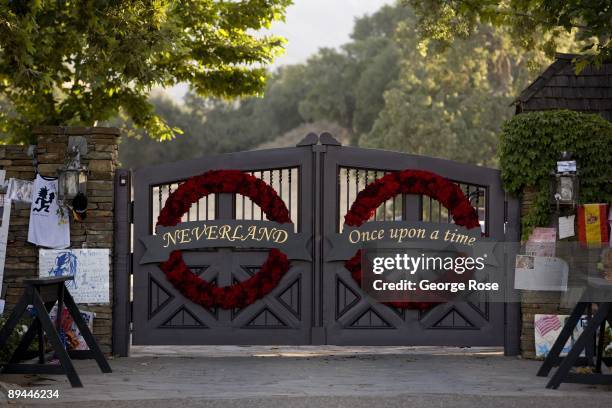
[519,186,571,358]
[1,126,120,354]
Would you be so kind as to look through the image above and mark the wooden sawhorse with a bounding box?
[537,278,612,389]
[0,276,111,387]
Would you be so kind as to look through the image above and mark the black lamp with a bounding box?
[552,151,578,209]
[57,138,88,204]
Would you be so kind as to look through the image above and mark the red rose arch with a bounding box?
[343,169,481,310]
[156,170,292,310]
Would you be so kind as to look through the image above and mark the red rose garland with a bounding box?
[343,169,480,310]
[157,170,292,309]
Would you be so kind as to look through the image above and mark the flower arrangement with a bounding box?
[157,170,292,309]
[343,169,480,310]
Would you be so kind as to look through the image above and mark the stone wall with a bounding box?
[1,126,119,354]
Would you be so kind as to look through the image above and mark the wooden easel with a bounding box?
[0,276,111,387]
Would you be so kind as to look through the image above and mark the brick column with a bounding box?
[2,126,119,354]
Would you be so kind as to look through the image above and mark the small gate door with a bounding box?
[132,146,315,345]
[320,142,510,346]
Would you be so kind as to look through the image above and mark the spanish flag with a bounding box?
[578,204,609,246]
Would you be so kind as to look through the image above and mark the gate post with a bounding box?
[112,169,131,356]
[311,132,343,345]
[504,193,521,356]
[298,133,326,344]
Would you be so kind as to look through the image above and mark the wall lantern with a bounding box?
[551,151,578,209]
[57,136,88,203]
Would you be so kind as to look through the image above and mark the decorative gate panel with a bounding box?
[128,134,519,350]
[320,142,511,346]
[132,147,315,345]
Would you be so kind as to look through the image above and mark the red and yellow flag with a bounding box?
[578,204,609,246]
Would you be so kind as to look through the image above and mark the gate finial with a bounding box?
[296,132,318,146]
[319,132,341,146]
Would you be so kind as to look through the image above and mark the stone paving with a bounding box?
[1,346,611,407]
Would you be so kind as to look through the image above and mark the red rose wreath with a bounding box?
[343,169,480,310]
[157,170,292,309]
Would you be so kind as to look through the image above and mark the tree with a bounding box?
[0,0,291,143]
[360,12,580,167]
[297,4,409,144]
[118,64,310,168]
[406,0,611,68]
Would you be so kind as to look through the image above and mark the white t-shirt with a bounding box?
[27,174,70,249]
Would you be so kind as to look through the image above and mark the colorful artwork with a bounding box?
[48,306,95,350]
[39,249,110,304]
[534,314,588,358]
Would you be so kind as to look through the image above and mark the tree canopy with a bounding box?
[406,0,611,69]
[359,7,574,166]
[120,2,583,168]
[0,0,290,143]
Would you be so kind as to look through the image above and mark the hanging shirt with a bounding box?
[27,174,70,249]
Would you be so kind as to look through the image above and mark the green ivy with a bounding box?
[0,315,38,365]
[499,110,612,240]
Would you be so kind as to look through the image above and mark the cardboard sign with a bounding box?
[535,314,588,358]
[514,255,568,291]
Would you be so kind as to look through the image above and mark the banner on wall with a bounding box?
[0,170,11,314]
[39,248,110,304]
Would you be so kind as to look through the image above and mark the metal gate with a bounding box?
[116,133,520,354]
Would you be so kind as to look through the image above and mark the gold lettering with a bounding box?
[207,225,218,239]
[232,225,244,241]
[219,225,232,241]
[243,225,257,241]
[163,231,177,247]
[260,227,273,241]
[179,228,191,244]
[273,229,288,243]
[349,229,361,244]
[193,226,206,241]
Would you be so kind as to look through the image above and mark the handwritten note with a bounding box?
[558,215,575,239]
[39,249,110,304]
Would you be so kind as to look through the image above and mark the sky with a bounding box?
[163,0,394,102]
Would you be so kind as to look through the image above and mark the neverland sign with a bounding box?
[139,220,311,264]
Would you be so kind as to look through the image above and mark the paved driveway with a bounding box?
[1,346,611,407]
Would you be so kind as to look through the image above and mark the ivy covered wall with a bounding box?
[500,110,612,241]
[499,109,612,357]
